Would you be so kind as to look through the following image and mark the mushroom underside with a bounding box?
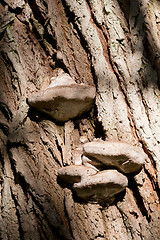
[28,84,96,121]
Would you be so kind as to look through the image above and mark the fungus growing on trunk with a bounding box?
[83,141,145,174]
[58,166,127,202]
[73,170,128,202]
[58,165,97,185]
[57,140,145,203]
[28,71,96,122]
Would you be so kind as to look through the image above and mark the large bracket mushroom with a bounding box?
[58,140,145,203]
[82,141,145,174]
[28,71,96,122]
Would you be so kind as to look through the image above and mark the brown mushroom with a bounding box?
[83,140,145,174]
[28,71,96,122]
[58,165,98,185]
[73,169,128,202]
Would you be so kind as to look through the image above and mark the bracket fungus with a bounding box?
[58,165,97,185]
[28,71,96,122]
[57,140,145,203]
[83,141,145,174]
[73,170,128,202]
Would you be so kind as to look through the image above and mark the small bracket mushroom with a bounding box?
[27,71,96,122]
[73,169,128,202]
[57,140,145,203]
[58,165,98,186]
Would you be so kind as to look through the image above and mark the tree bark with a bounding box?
[0,0,160,239]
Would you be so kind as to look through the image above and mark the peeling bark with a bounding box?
[0,0,160,239]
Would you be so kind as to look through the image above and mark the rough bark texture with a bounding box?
[0,0,160,239]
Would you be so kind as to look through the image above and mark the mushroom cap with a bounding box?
[58,165,98,185]
[28,73,96,122]
[83,141,145,174]
[73,169,128,202]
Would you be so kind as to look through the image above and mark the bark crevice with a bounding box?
[128,177,151,223]
[10,187,25,240]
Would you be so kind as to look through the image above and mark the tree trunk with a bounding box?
[0,0,160,239]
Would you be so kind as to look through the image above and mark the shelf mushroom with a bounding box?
[82,140,145,174]
[28,71,96,122]
[58,165,98,185]
[58,165,128,202]
[57,140,145,203]
[73,169,128,202]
